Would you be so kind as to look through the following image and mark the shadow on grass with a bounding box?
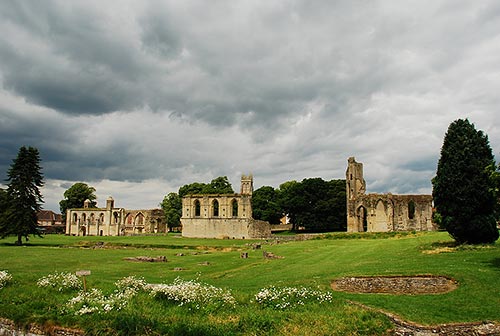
[0,241,63,247]
[484,257,500,271]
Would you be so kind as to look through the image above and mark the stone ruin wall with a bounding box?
[181,175,272,239]
[349,193,435,232]
[65,197,165,236]
[346,157,436,233]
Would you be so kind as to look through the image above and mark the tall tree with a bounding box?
[178,182,206,197]
[178,177,234,197]
[278,178,347,232]
[0,188,9,218]
[277,180,303,231]
[160,192,182,229]
[59,183,97,222]
[252,186,282,224]
[432,119,499,244]
[0,146,44,245]
[202,176,234,194]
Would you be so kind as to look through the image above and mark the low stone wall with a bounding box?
[0,317,83,336]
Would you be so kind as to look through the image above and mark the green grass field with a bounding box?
[0,231,498,335]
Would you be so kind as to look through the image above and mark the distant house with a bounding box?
[37,210,65,233]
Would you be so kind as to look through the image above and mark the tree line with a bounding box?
[161,176,347,232]
[1,118,500,244]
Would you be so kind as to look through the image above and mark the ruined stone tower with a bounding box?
[345,157,435,233]
[346,157,366,201]
[240,174,253,195]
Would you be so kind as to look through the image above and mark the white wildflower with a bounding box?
[0,270,12,289]
[37,272,82,292]
[254,286,333,310]
[149,277,236,310]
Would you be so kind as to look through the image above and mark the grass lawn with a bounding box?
[0,231,498,335]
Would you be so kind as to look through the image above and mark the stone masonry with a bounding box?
[65,197,165,236]
[346,157,436,232]
[181,175,272,239]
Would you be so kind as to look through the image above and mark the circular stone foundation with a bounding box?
[331,275,458,295]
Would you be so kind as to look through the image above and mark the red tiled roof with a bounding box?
[37,210,59,221]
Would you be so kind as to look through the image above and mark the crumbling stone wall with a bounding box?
[346,157,436,232]
[65,197,165,236]
[181,175,272,239]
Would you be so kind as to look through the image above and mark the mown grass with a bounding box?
[0,231,498,335]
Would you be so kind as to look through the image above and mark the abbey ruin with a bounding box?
[65,197,165,236]
[65,159,434,237]
[181,175,272,239]
[346,157,436,232]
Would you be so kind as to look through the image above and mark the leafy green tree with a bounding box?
[487,163,500,221]
[432,119,499,244]
[59,183,97,222]
[160,192,182,229]
[277,180,303,231]
[278,178,346,232]
[202,176,234,194]
[0,146,44,245]
[178,177,234,197]
[252,186,282,224]
[178,182,206,197]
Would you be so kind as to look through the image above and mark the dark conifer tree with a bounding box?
[0,146,44,245]
[432,119,499,244]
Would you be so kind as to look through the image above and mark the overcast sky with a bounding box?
[1,1,499,212]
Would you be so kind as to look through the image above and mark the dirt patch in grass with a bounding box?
[331,275,458,295]
[421,241,496,254]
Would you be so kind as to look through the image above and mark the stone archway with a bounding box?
[374,200,388,232]
[357,206,368,232]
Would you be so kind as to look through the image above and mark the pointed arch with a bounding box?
[194,199,201,217]
[231,199,238,217]
[408,200,416,219]
[125,213,133,225]
[135,213,145,225]
[357,205,368,232]
[212,199,219,217]
[374,199,388,232]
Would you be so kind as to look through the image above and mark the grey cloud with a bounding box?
[1,1,500,212]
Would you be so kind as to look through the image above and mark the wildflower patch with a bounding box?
[64,288,136,315]
[0,270,12,289]
[149,277,236,310]
[254,286,333,310]
[37,272,82,292]
[64,276,147,315]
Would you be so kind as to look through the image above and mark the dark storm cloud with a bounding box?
[1,0,500,211]
[0,1,146,115]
